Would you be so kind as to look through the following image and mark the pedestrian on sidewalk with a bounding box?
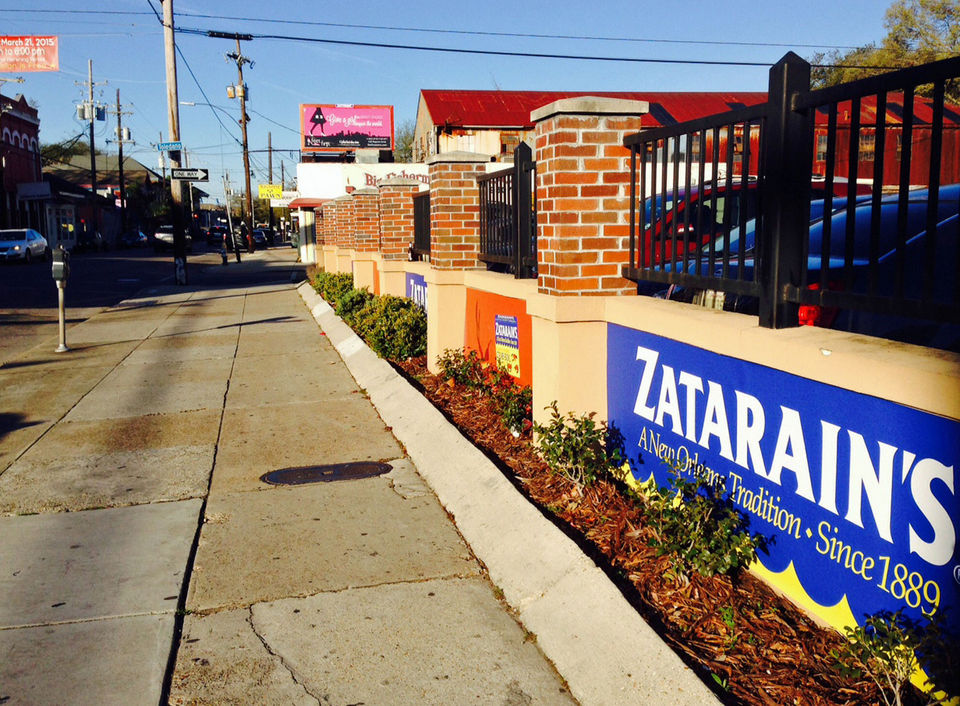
[240,221,254,254]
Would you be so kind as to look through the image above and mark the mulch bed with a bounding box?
[393,355,903,706]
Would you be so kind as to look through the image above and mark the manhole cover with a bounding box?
[260,462,392,485]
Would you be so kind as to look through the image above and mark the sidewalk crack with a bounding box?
[247,606,324,705]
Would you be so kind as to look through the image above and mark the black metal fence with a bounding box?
[478,142,537,278]
[411,190,430,261]
[623,52,960,341]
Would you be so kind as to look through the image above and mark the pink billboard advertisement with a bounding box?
[300,104,394,151]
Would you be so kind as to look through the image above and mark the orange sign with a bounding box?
[0,36,59,73]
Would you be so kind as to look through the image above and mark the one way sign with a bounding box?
[170,168,209,182]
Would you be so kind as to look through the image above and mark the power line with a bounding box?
[0,7,862,52]
[179,26,896,70]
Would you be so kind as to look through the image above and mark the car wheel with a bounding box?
[24,250,32,264]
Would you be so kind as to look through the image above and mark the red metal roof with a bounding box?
[419,90,768,129]
[288,197,327,209]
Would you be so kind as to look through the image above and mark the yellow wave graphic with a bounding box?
[749,559,858,629]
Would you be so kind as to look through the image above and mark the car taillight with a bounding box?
[798,282,841,328]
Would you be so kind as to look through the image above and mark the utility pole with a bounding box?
[109,88,134,233]
[162,0,187,284]
[267,131,275,233]
[225,36,253,236]
[79,60,106,236]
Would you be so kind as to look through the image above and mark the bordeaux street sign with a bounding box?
[170,168,209,182]
[158,141,182,152]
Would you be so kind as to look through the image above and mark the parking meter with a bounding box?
[52,246,70,282]
[52,246,70,353]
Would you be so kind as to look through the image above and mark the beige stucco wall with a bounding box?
[440,275,959,425]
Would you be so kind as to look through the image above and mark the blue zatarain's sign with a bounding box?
[405,272,427,310]
[607,324,959,634]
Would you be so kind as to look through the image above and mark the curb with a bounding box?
[297,282,719,706]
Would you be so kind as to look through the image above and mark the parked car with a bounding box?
[658,184,960,346]
[119,230,148,248]
[252,229,267,249]
[152,225,193,253]
[0,228,49,263]
[76,229,107,252]
[638,178,872,266]
[207,225,228,247]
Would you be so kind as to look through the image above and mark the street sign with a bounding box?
[158,141,182,152]
[171,167,209,182]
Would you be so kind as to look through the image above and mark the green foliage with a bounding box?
[335,286,373,324]
[533,402,625,487]
[436,348,487,388]
[832,609,958,706]
[313,272,354,305]
[351,294,427,360]
[493,379,533,436]
[810,0,960,100]
[640,469,762,580]
[393,118,416,163]
[436,348,532,435]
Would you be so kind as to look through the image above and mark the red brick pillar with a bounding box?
[377,177,422,297]
[333,195,354,273]
[424,152,489,372]
[353,188,380,253]
[427,152,488,271]
[378,178,421,260]
[352,187,380,292]
[320,199,339,272]
[533,97,649,296]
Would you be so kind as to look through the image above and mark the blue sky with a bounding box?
[3,1,890,203]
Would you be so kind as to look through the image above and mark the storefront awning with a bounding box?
[287,198,327,209]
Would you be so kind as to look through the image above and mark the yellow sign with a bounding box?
[258,183,282,199]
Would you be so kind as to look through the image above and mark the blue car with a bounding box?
[655,185,959,347]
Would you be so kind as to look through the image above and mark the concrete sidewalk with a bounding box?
[0,249,715,705]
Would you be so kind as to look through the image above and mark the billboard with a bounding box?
[300,104,394,152]
[0,36,59,72]
[607,324,959,636]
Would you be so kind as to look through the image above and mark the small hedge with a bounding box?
[312,272,426,360]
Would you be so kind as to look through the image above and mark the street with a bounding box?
[0,243,292,365]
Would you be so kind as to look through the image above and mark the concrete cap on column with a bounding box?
[426,150,491,165]
[379,177,424,188]
[353,187,379,196]
[531,96,650,122]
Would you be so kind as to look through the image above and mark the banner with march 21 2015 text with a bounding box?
[0,36,58,72]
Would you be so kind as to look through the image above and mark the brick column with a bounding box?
[321,199,339,273]
[533,97,648,296]
[427,152,487,271]
[529,98,649,428]
[334,194,354,274]
[424,151,489,372]
[378,177,420,260]
[352,187,380,292]
[378,177,421,297]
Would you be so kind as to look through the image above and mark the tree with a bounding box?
[810,0,960,97]
[393,118,416,163]
[40,136,101,167]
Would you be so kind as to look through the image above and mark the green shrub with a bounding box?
[640,468,762,579]
[488,372,532,436]
[436,348,487,388]
[533,401,625,487]
[832,609,958,706]
[335,287,373,324]
[313,272,354,304]
[351,295,427,360]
